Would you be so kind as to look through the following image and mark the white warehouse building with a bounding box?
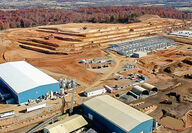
[132,51,147,58]
[171,31,192,37]
[84,87,106,97]
[0,61,60,104]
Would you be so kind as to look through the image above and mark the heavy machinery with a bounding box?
[160,109,177,119]
[166,92,181,103]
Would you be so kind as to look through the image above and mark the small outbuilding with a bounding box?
[83,95,153,133]
[84,87,106,97]
[44,114,88,133]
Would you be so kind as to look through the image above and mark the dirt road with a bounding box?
[85,51,122,90]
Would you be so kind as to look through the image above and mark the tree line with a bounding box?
[0,6,191,30]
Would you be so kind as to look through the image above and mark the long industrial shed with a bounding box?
[0,61,59,104]
[83,95,153,133]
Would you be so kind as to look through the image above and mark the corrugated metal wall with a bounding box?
[129,119,153,133]
[83,105,153,133]
[0,78,60,104]
[18,83,59,103]
[83,106,127,133]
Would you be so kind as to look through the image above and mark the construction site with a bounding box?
[0,15,191,133]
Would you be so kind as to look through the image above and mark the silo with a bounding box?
[60,88,65,96]
[58,78,63,88]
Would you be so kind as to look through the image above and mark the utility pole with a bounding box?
[69,79,76,115]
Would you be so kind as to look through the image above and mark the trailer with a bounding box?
[27,103,46,112]
[0,110,15,118]
[84,87,106,97]
[104,85,113,93]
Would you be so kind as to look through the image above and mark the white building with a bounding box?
[0,110,15,118]
[84,87,106,97]
[171,31,192,37]
[27,103,46,112]
[44,114,88,133]
[0,61,59,104]
[132,52,147,58]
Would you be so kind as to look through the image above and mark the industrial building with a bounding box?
[0,61,60,104]
[170,31,192,37]
[120,84,157,103]
[44,114,88,133]
[131,85,149,96]
[108,36,175,57]
[141,83,158,92]
[84,87,106,97]
[132,51,147,58]
[83,95,154,133]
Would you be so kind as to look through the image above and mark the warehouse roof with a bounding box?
[44,114,88,133]
[83,95,153,132]
[0,61,58,93]
[171,31,192,37]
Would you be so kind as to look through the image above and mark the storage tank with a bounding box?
[131,86,149,95]
[141,83,158,92]
[58,78,63,88]
[60,88,65,95]
[58,78,63,83]
[61,82,66,89]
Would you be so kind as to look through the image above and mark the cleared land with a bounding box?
[0,15,191,132]
[0,17,191,85]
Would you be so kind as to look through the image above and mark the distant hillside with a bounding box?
[0,6,191,30]
[0,0,191,10]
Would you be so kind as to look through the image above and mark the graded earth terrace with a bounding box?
[0,15,192,133]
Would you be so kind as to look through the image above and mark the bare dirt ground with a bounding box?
[160,116,184,129]
[0,15,191,132]
[3,46,105,85]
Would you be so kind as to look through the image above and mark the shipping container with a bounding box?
[84,88,106,97]
[0,110,15,118]
[27,103,46,112]
[104,85,113,93]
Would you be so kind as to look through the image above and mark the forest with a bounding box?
[0,6,192,30]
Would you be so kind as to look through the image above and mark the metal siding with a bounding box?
[0,61,59,93]
[18,83,59,103]
[129,119,153,133]
[83,106,127,133]
[83,95,153,131]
